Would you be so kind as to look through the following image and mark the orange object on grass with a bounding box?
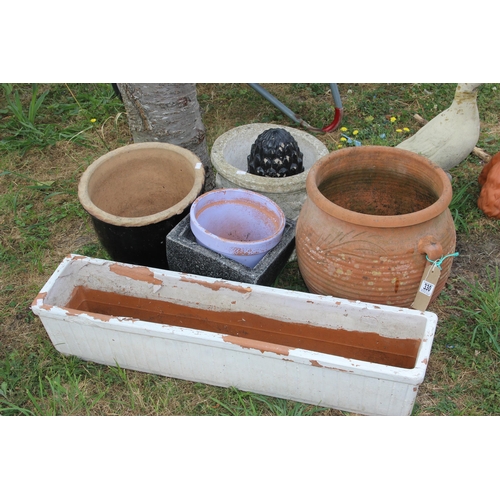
[478,152,500,219]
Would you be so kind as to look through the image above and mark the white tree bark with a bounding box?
[117,83,214,190]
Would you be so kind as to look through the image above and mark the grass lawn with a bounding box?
[1,83,500,416]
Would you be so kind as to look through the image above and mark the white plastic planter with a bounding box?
[190,188,286,268]
[31,255,438,416]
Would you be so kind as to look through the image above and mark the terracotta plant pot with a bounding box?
[78,142,205,269]
[296,146,456,307]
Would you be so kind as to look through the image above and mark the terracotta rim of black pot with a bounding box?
[78,142,205,228]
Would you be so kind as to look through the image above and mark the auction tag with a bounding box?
[411,263,441,311]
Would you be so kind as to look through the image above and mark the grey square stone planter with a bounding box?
[166,214,296,286]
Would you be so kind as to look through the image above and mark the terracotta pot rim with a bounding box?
[306,146,453,228]
[78,142,205,228]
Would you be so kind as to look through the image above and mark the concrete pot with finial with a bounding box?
[211,123,329,220]
[296,146,456,307]
[78,142,205,269]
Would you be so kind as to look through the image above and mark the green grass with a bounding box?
[448,180,480,234]
[209,388,327,416]
[0,83,125,154]
[414,263,500,415]
[456,267,500,353]
[1,82,500,416]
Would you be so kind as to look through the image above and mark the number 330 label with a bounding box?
[412,263,442,311]
[419,280,435,297]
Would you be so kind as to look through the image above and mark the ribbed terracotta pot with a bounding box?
[78,142,205,269]
[296,146,456,307]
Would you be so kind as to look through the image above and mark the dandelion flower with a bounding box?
[396,129,403,133]
[90,118,97,123]
[340,137,347,142]
[390,116,397,123]
[403,127,410,132]
[340,127,348,132]
[337,144,343,149]
[353,130,359,136]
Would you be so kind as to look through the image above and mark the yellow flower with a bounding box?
[340,137,347,142]
[390,116,397,122]
[353,130,359,136]
[403,127,410,132]
[396,129,403,133]
[340,127,348,132]
[337,144,343,149]
[90,118,97,123]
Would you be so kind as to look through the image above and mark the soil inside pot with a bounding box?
[319,168,439,216]
[89,157,195,218]
[66,286,422,369]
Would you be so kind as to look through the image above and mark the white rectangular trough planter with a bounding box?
[31,255,437,416]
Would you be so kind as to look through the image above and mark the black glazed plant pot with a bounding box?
[89,208,190,269]
[78,142,205,269]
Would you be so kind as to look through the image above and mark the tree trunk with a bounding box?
[116,83,214,191]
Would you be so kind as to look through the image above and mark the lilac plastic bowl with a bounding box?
[190,188,286,268]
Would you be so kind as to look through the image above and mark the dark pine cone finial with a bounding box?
[247,128,304,178]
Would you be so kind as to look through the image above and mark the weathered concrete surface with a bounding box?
[166,215,296,286]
